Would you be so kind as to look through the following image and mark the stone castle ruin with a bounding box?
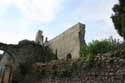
[0,22,85,83]
[35,22,85,60]
[0,22,125,83]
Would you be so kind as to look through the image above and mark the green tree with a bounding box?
[111,0,125,40]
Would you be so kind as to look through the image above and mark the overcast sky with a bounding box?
[0,0,123,44]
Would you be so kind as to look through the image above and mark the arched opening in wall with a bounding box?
[0,50,4,55]
[0,50,4,60]
[66,53,72,61]
[0,50,13,83]
[0,49,15,65]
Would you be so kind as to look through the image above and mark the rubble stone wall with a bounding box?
[35,50,125,83]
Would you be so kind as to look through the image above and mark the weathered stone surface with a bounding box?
[0,23,124,83]
[0,40,56,65]
[46,23,85,60]
[35,30,44,45]
[33,50,125,83]
[0,40,56,83]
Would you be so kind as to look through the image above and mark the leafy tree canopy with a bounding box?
[111,0,125,40]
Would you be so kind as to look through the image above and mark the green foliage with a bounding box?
[80,38,123,62]
[88,39,112,55]
[80,43,92,62]
[111,0,125,40]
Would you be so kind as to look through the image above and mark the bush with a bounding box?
[80,38,123,61]
[88,39,112,55]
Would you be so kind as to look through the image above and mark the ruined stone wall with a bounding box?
[34,50,125,83]
[0,40,57,83]
[47,23,85,60]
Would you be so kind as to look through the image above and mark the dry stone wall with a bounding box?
[35,50,125,83]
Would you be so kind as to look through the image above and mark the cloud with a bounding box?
[16,0,64,22]
[0,0,12,16]
[0,0,122,44]
[0,0,13,6]
[0,0,64,22]
[71,0,122,42]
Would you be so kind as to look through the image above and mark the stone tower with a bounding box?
[35,30,44,45]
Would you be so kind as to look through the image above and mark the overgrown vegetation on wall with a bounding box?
[80,37,125,61]
[32,49,125,83]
